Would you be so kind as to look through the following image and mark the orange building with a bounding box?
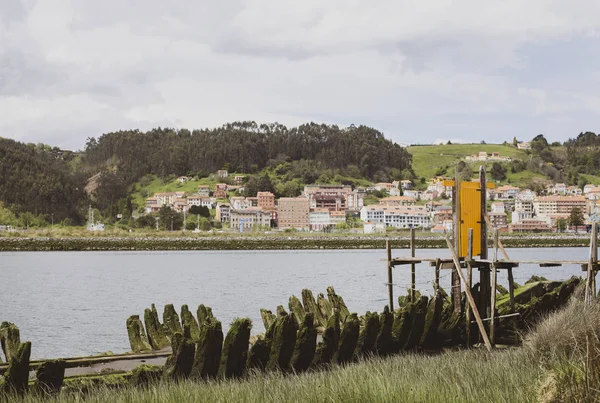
[257,191,275,211]
[277,197,310,229]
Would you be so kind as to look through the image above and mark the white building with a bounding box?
[360,205,431,229]
[491,202,505,213]
[309,209,331,231]
[363,222,386,234]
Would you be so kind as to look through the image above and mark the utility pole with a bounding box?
[51,213,54,231]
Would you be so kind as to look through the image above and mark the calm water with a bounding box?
[0,248,589,359]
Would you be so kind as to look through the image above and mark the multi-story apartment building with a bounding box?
[359,205,431,229]
[215,202,231,223]
[533,196,587,217]
[346,188,366,211]
[277,197,310,230]
[379,196,417,206]
[510,218,552,232]
[257,192,275,211]
[197,185,210,197]
[215,184,228,198]
[309,208,331,231]
[230,208,271,231]
[304,185,354,211]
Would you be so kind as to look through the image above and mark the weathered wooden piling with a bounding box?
[144,305,170,350]
[260,308,276,331]
[290,312,317,373]
[181,305,201,341]
[302,289,326,328]
[130,364,162,387]
[126,315,152,353]
[317,293,333,322]
[219,318,252,379]
[0,341,31,396]
[327,286,350,322]
[191,318,223,379]
[312,312,340,366]
[163,304,182,336]
[335,313,360,364]
[33,359,66,395]
[163,332,195,381]
[355,311,379,357]
[420,291,445,348]
[403,296,429,350]
[196,304,214,327]
[247,337,270,372]
[376,306,394,356]
[288,295,306,327]
[266,312,298,372]
[0,322,20,362]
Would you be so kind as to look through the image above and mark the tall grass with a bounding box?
[9,349,540,403]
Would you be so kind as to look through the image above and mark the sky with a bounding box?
[1,0,600,150]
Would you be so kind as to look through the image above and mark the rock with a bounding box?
[312,312,340,366]
[163,332,195,381]
[404,296,429,350]
[355,311,380,358]
[130,364,162,387]
[420,291,445,349]
[181,305,201,341]
[302,289,326,328]
[376,306,394,356]
[327,286,350,323]
[144,305,169,350]
[335,313,360,365]
[219,318,252,379]
[260,309,276,331]
[191,317,223,379]
[291,313,317,373]
[266,312,298,372]
[0,322,20,362]
[163,304,182,336]
[247,337,270,372]
[33,359,66,395]
[288,295,306,327]
[126,315,152,353]
[317,293,333,322]
[0,341,31,396]
[196,304,214,327]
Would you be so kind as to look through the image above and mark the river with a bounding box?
[0,248,590,360]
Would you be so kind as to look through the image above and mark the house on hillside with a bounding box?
[215,183,228,198]
[177,176,191,183]
[217,169,229,179]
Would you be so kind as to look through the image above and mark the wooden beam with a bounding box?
[466,228,473,347]
[507,267,515,312]
[410,227,416,302]
[387,239,393,311]
[490,229,498,345]
[484,214,510,260]
[586,222,598,304]
[435,258,441,294]
[445,231,493,352]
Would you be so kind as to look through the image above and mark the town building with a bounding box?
[187,196,213,208]
[215,203,231,223]
[465,151,511,162]
[230,196,250,210]
[277,197,310,230]
[197,185,210,197]
[145,197,160,214]
[363,222,386,234]
[217,169,228,178]
[359,205,431,229]
[373,183,394,192]
[494,185,520,200]
[489,211,508,228]
[490,202,505,214]
[509,218,552,232]
[234,175,245,185]
[533,196,588,218]
[177,176,191,183]
[517,142,531,150]
[379,196,417,206]
[346,188,366,211]
[215,183,228,198]
[257,192,275,211]
[330,211,346,227]
[309,208,331,231]
[400,180,413,190]
[230,208,271,231]
[303,185,355,211]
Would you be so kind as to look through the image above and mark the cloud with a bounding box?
[0,0,599,149]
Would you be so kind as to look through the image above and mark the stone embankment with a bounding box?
[0,234,592,251]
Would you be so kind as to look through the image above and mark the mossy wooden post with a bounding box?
[420,292,444,348]
[586,222,598,304]
[130,364,162,386]
[507,268,515,312]
[126,315,152,353]
[434,258,440,294]
[312,312,340,366]
[403,296,428,350]
[219,318,252,379]
[163,304,182,336]
[197,304,214,327]
[479,166,490,327]
[335,313,359,364]
[163,332,195,381]
[445,231,492,352]
[288,295,306,327]
[192,318,223,379]
[376,306,394,356]
[0,322,20,362]
[317,294,333,322]
[291,312,317,373]
[181,305,200,341]
[490,229,498,345]
[466,228,473,347]
[260,308,276,331]
[247,337,270,372]
[0,341,31,396]
[266,313,298,372]
[327,287,350,322]
[386,239,393,310]
[355,312,379,358]
[144,305,169,350]
[410,228,416,302]
[33,359,65,395]
[302,289,326,328]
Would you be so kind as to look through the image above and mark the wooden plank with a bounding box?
[586,222,598,304]
[410,227,416,302]
[444,231,493,352]
[466,228,473,347]
[593,222,598,301]
[507,267,515,312]
[434,258,441,293]
[484,214,510,260]
[387,239,393,311]
[479,166,489,329]
[490,229,498,345]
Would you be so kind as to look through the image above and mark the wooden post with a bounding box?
[452,166,462,314]
[593,222,598,301]
[479,167,489,325]
[445,232,493,352]
[410,227,416,302]
[466,228,473,347]
[490,230,499,345]
[435,258,440,294]
[387,239,393,311]
[484,214,510,260]
[507,268,515,312]
[586,222,598,304]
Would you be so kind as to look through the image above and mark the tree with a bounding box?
[556,218,567,233]
[189,205,210,218]
[512,137,518,147]
[490,162,507,181]
[568,207,584,233]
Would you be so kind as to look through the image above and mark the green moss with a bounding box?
[288,295,306,327]
[335,313,360,365]
[32,359,65,396]
[260,308,276,331]
[327,286,350,323]
[376,306,394,356]
[126,315,152,353]
[0,341,31,396]
[302,289,326,328]
[317,293,333,323]
[356,311,380,358]
[247,337,270,372]
[181,305,201,341]
[129,364,162,387]
[291,313,317,373]
[266,313,298,372]
[420,291,445,349]
[219,318,252,379]
[191,318,223,379]
[163,332,195,381]
[312,312,340,367]
[144,305,170,350]
[163,304,182,337]
[525,275,549,284]
[404,296,429,350]
[196,304,214,327]
[0,322,20,362]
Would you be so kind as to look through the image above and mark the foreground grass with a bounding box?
[13,349,540,403]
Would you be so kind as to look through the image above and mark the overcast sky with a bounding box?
[1,1,600,150]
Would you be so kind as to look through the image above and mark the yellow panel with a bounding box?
[459,182,481,257]
[442,180,456,186]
